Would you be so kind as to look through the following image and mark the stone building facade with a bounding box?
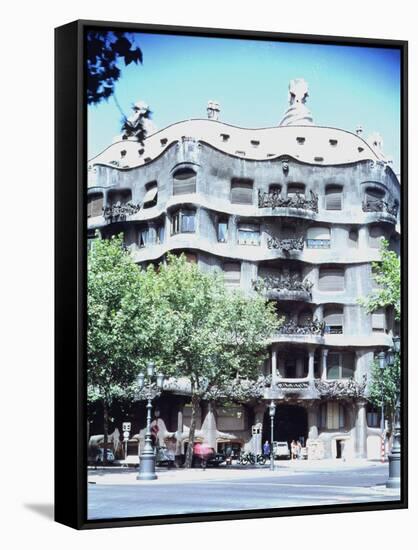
[88,80,400,460]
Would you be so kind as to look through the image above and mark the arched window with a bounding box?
[325,185,343,210]
[365,186,385,202]
[173,167,197,195]
[324,305,344,334]
[87,193,103,218]
[287,183,305,198]
[306,226,330,249]
[319,267,345,291]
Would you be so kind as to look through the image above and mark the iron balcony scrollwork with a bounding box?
[267,235,304,253]
[314,375,367,399]
[103,201,141,223]
[362,198,398,218]
[258,190,318,213]
[277,318,326,336]
[253,274,313,301]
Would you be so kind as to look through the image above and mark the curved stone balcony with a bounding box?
[271,319,325,345]
[267,236,304,254]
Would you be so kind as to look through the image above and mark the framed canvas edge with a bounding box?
[54,19,409,530]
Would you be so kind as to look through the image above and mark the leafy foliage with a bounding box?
[359,239,401,320]
[87,31,143,105]
[367,356,400,430]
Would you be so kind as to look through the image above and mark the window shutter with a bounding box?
[231,180,253,204]
[88,194,103,217]
[327,402,339,430]
[173,169,196,195]
[307,227,330,240]
[324,310,343,325]
[372,309,386,331]
[319,268,344,291]
[223,262,241,287]
[287,183,305,197]
[325,186,342,210]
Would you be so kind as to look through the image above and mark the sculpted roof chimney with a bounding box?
[207,100,220,121]
[279,79,313,126]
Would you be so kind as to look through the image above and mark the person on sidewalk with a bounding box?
[297,440,302,460]
[263,440,271,458]
[291,440,297,460]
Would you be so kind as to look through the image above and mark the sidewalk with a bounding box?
[88,458,384,486]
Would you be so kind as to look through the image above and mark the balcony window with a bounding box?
[138,226,149,248]
[319,267,345,291]
[299,309,313,326]
[327,352,354,379]
[156,223,165,244]
[324,306,344,334]
[325,185,343,210]
[108,189,132,206]
[173,167,196,195]
[365,186,385,203]
[217,219,228,243]
[269,184,282,196]
[143,181,158,209]
[306,226,331,249]
[223,262,241,289]
[287,183,305,198]
[238,223,260,246]
[87,193,103,218]
[172,209,196,235]
[231,179,253,204]
[348,229,358,247]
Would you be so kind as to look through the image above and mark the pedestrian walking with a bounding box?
[297,440,302,460]
[263,440,271,458]
[291,440,297,460]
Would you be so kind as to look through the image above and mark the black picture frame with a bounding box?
[55,19,408,530]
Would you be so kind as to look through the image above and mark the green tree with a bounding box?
[155,255,279,468]
[87,235,173,461]
[360,239,400,320]
[359,238,401,430]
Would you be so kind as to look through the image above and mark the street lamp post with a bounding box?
[386,335,401,489]
[137,362,165,481]
[269,401,276,471]
[378,351,387,461]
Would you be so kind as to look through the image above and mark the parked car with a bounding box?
[273,441,291,460]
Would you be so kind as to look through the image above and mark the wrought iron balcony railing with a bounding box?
[253,275,313,297]
[258,190,318,213]
[267,236,304,252]
[103,202,141,223]
[362,198,398,217]
[277,318,326,336]
[314,376,367,398]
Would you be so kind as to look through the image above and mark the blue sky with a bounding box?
[88,32,401,172]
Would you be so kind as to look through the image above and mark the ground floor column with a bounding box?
[355,399,368,458]
[271,345,278,385]
[252,403,266,455]
[307,401,319,440]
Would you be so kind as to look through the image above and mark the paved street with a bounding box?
[88,461,400,520]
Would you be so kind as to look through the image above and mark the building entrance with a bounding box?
[263,404,308,445]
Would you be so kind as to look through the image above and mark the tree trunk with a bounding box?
[184,392,199,469]
[103,400,109,466]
